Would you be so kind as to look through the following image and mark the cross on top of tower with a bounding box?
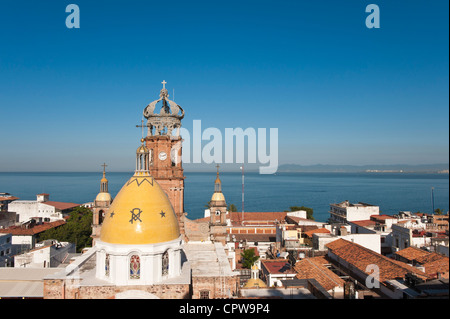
[161,80,167,89]
[101,162,108,179]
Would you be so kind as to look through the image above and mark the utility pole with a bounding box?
[240,165,244,225]
[431,187,435,214]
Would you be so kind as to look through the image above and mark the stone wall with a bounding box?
[192,276,239,299]
[44,280,190,299]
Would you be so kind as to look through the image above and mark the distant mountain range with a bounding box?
[277,163,450,173]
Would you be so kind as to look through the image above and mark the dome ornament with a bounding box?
[143,80,185,137]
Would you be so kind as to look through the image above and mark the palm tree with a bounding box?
[241,248,259,269]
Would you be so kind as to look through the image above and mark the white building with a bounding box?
[8,193,79,223]
[14,240,75,268]
[329,201,379,223]
[313,232,381,254]
[260,259,297,287]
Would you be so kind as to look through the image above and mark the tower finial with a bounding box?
[101,163,107,178]
[161,80,167,89]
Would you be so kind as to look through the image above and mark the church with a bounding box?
[43,82,239,299]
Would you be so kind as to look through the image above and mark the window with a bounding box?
[105,254,110,277]
[200,290,210,299]
[130,255,140,279]
[162,251,169,276]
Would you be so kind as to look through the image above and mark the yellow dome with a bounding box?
[95,192,112,202]
[100,172,180,245]
[243,278,267,288]
[211,192,225,202]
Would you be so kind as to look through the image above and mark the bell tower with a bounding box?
[142,81,186,239]
[92,163,112,245]
[209,165,227,225]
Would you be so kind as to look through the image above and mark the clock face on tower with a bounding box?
[158,151,167,161]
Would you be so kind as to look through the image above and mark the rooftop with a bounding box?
[331,200,378,208]
[230,212,288,225]
[41,201,80,210]
[304,228,331,238]
[326,239,430,283]
[183,242,238,278]
[261,259,296,275]
[294,256,345,291]
[0,219,66,236]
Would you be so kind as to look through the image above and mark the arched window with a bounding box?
[162,251,169,276]
[130,255,140,279]
[99,210,104,224]
[200,290,210,299]
[105,254,110,277]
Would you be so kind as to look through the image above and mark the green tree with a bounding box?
[240,248,259,269]
[288,206,315,220]
[434,208,444,215]
[38,206,93,252]
[228,203,238,212]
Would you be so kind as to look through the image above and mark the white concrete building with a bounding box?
[14,240,75,268]
[8,194,79,223]
[260,259,297,287]
[313,232,382,254]
[329,201,379,223]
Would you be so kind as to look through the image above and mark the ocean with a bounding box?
[0,172,448,222]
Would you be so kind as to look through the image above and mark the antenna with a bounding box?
[240,165,244,225]
[173,88,175,102]
[431,187,435,214]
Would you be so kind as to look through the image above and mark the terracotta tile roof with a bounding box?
[326,239,430,282]
[42,201,80,210]
[422,258,449,279]
[261,259,296,275]
[351,220,377,227]
[0,196,19,201]
[415,252,447,265]
[294,256,345,291]
[304,228,330,238]
[394,246,431,263]
[394,246,449,278]
[0,220,66,236]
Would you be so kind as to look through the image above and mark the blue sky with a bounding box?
[0,0,448,172]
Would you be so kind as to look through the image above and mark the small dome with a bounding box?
[136,139,149,154]
[100,172,180,245]
[211,192,225,202]
[95,192,112,202]
[243,278,267,288]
